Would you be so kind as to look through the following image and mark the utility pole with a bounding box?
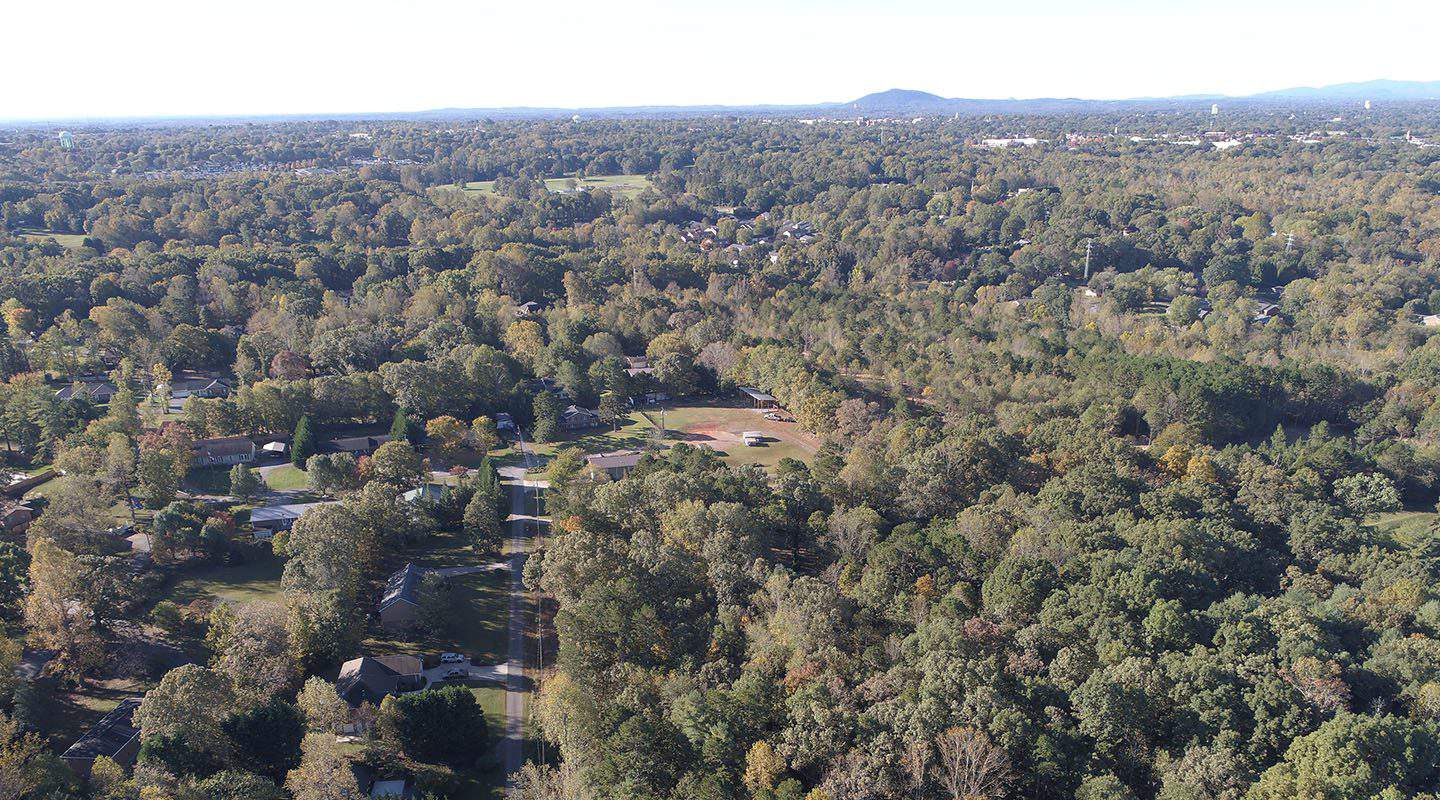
[1084,239,1093,280]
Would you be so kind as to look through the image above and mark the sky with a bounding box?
[5,0,1440,120]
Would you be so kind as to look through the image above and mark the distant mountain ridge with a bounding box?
[1251,79,1440,101]
[8,79,1440,126]
[837,79,1440,114]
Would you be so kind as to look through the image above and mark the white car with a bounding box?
[439,652,466,664]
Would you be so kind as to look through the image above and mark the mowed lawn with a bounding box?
[16,229,89,249]
[525,411,655,461]
[459,173,652,198]
[168,555,285,605]
[365,530,511,665]
[262,463,310,491]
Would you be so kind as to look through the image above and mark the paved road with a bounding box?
[502,432,542,792]
[431,563,507,578]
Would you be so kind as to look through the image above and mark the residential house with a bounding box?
[61,698,143,778]
[379,563,425,629]
[162,372,232,412]
[585,450,645,480]
[250,501,339,535]
[1420,314,1440,327]
[495,412,517,432]
[625,355,655,379]
[192,436,256,467]
[1252,302,1281,323]
[559,405,601,431]
[337,654,424,707]
[399,484,446,504]
[54,377,118,404]
[323,434,393,457]
[0,501,33,534]
[514,301,541,317]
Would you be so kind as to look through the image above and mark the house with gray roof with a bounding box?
[585,449,646,480]
[61,698,142,778]
[379,563,425,629]
[337,654,423,707]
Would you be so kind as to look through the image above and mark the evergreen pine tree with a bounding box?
[292,414,316,469]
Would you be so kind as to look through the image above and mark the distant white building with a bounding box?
[979,137,1041,149]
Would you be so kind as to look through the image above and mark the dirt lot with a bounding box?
[645,402,818,469]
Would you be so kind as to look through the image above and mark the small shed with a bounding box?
[739,387,778,409]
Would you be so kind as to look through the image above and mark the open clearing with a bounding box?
[1367,509,1440,545]
[168,555,285,605]
[496,401,817,473]
[460,173,652,198]
[15,229,88,249]
[643,401,818,469]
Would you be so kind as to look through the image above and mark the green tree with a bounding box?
[376,684,489,765]
[230,464,262,499]
[292,414,316,469]
[533,390,561,443]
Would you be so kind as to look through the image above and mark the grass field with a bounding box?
[365,530,511,665]
[525,411,656,462]
[169,556,285,605]
[641,402,817,470]
[16,228,89,249]
[1367,508,1440,546]
[262,463,310,491]
[460,173,652,198]
[184,466,232,494]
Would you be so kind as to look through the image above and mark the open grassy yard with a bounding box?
[261,463,310,491]
[365,530,511,665]
[525,411,656,461]
[184,465,232,494]
[1367,508,1440,546]
[641,401,818,470]
[27,676,150,751]
[168,555,285,605]
[459,173,652,198]
[16,229,89,249]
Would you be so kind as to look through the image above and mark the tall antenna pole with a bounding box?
[1284,232,1294,253]
[1084,239,1093,280]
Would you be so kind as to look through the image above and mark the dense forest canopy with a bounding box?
[0,104,1439,799]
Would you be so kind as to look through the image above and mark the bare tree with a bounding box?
[904,737,931,791]
[934,726,1011,800]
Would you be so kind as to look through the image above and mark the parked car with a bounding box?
[443,667,468,679]
[440,652,466,664]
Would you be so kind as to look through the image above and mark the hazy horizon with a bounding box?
[7,0,1440,121]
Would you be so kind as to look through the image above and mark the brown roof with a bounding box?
[193,436,254,458]
[585,450,645,470]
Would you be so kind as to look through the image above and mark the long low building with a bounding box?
[250,500,339,534]
[585,449,646,480]
[61,698,143,778]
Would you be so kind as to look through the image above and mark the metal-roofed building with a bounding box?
[61,698,143,777]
